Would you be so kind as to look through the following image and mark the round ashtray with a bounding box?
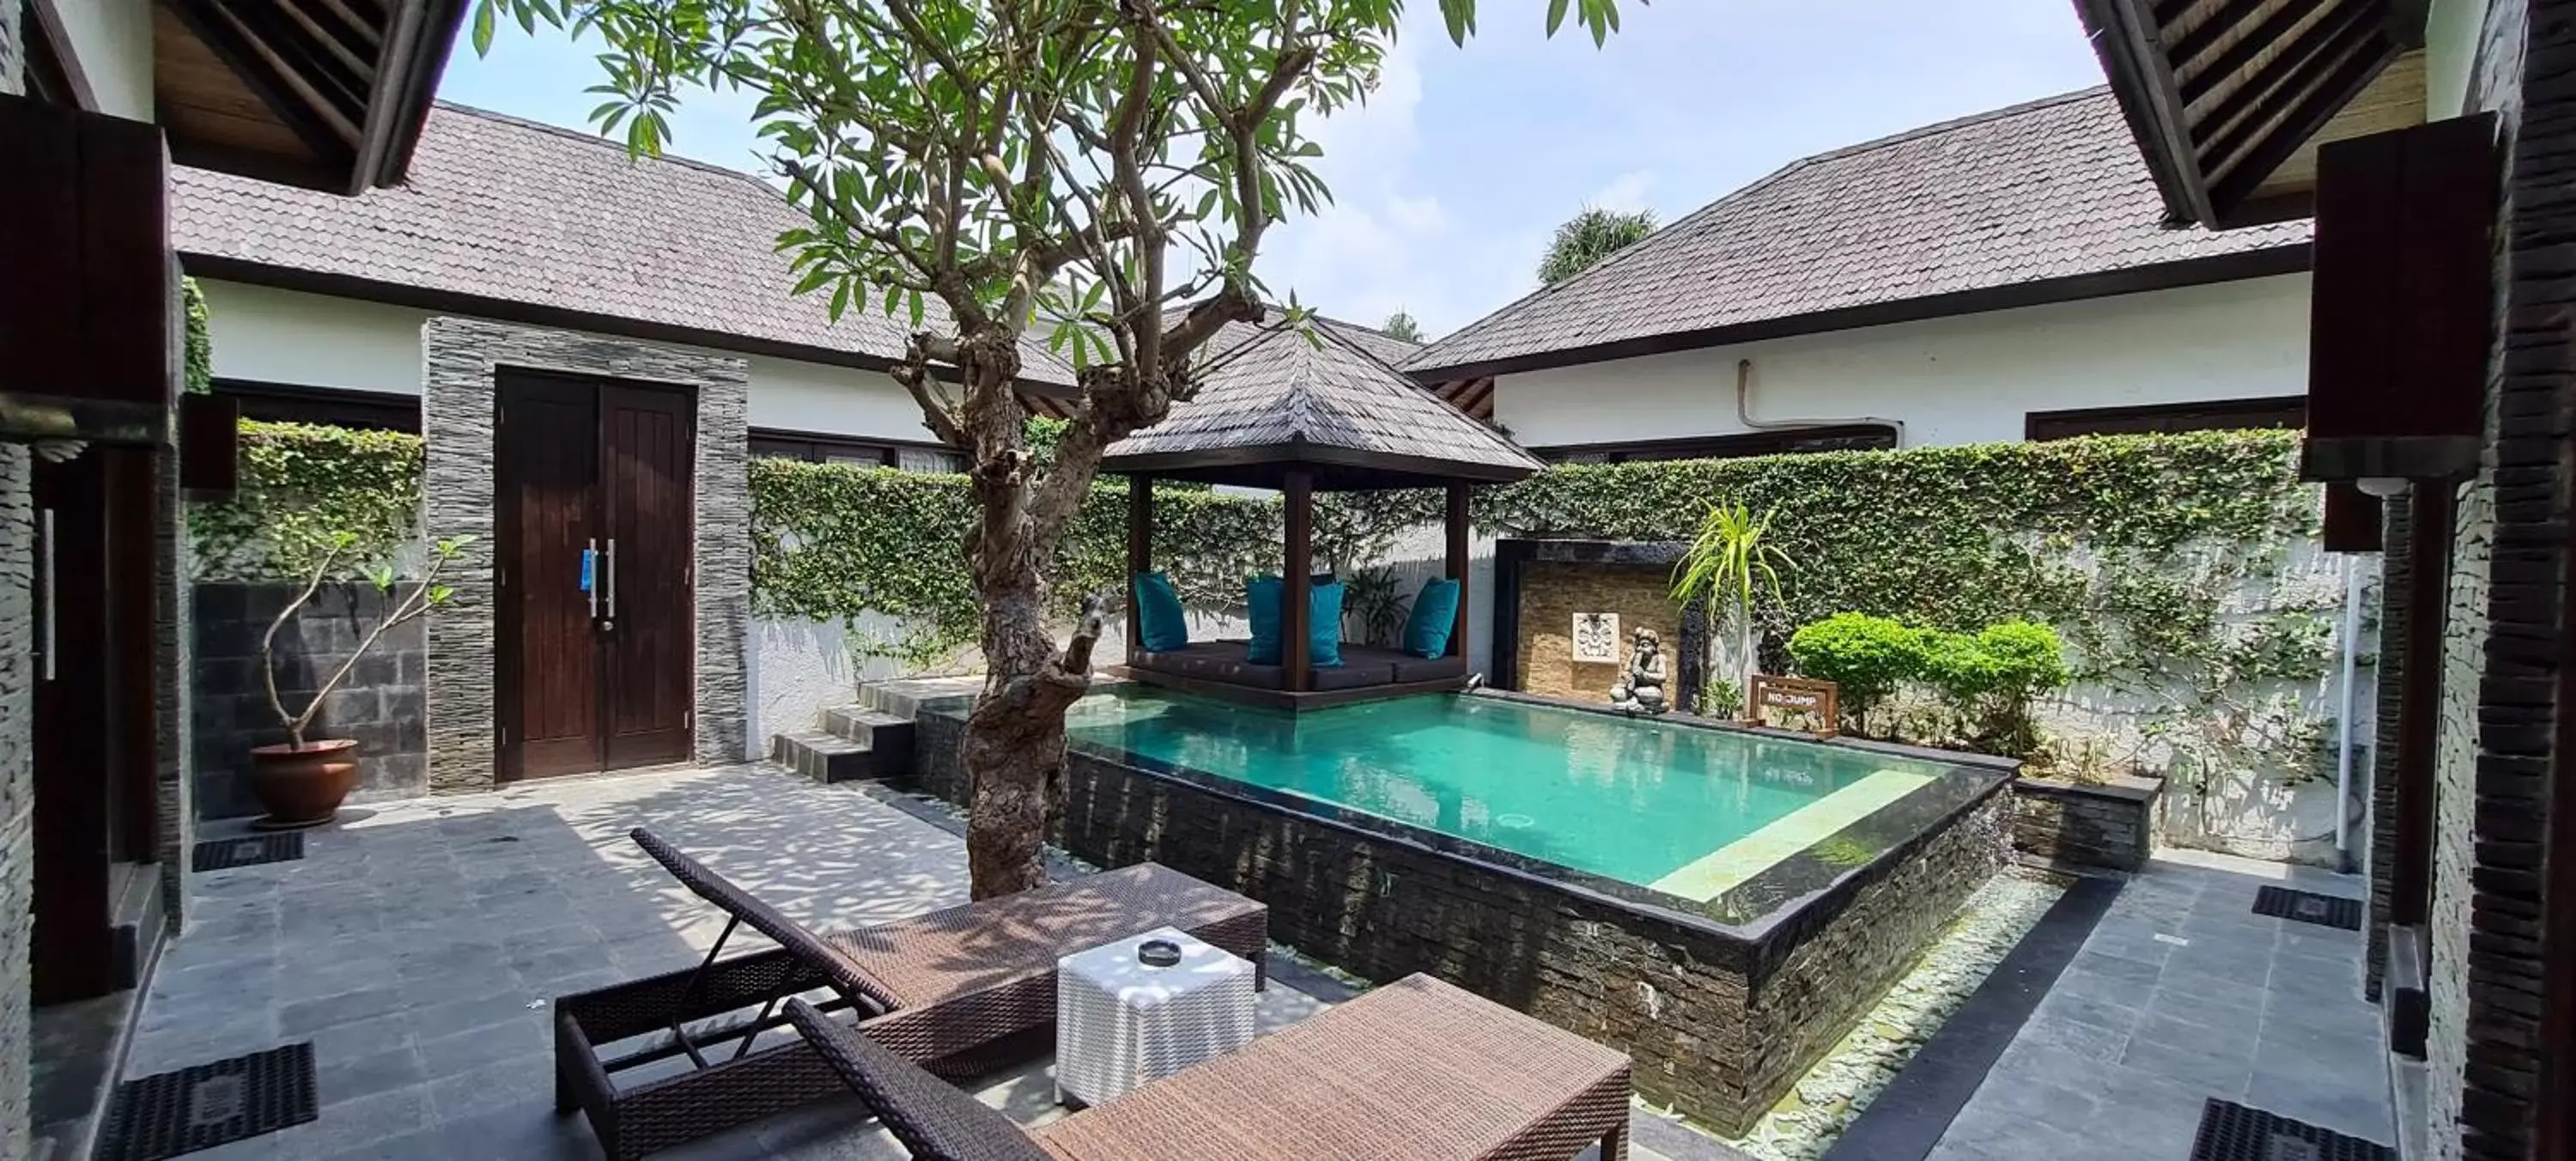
[1137,939,1183,967]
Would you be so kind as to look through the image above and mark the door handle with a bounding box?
[605,538,617,620]
[586,538,598,617]
[37,508,54,682]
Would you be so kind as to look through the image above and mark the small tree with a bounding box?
[1671,501,1792,714]
[265,535,465,748]
[1380,309,1425,343]
[481,0,1629,899]
[1537,205,1656,285]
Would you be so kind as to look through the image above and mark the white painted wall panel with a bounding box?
[197,279,930,441]
[52,0,153,120]
[1494,275,2312,450]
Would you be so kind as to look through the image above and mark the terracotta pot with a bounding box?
[247,739,361,830]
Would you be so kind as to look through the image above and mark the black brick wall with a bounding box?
[914,710,2005,1133]
[2367,494,2410,1001]
[2009,775,2157,872]
[189,582,427,820]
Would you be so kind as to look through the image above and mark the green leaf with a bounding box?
[471,0,496,55]
[1546,0,1572,36]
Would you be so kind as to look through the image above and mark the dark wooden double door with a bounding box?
[497,374,696,780]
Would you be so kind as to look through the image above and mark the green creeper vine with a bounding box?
[190,421,425,582]
[183,277,213,395]
[1479,430,2348,794]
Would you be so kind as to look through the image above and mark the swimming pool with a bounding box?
[1063,684,1966,905]
[907,682,2012,1131]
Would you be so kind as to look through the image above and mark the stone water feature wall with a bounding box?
[911,700,2008,1134]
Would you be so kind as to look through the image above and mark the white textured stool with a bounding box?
[1054,925,1258,1107]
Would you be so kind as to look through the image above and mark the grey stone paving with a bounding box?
[1929,851,2391,1161]
[129,764,1707,1160]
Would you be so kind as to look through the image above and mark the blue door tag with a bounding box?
[580,549,596,593]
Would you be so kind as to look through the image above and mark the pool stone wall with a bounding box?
[911,707,2008,1133]
[2008,773,2160,872]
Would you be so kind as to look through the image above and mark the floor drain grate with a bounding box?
[97,1043,319,1161]
[2190,1099,2391,1161]
[190,833,304,872]
[2252,886,2362,931]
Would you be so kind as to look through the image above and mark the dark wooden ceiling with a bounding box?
[153,0,466,194]
[2080,0,2427,227]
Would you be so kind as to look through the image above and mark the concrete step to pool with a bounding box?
[769,729,874,784]
[859,676,984,720]
[822,706,914,780]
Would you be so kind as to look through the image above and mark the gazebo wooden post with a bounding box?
[1127,474,1152,651]
[1283,470,1314,692]
[1446,482,1471,660]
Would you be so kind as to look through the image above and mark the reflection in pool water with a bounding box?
[1063,687,1953,891]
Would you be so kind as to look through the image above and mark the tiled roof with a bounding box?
[1401,88,2312,378]
[173,103,1076,386]
[1105,322,1539,476]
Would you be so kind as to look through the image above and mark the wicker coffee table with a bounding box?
[1032,974,1632,1160]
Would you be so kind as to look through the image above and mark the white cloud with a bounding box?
[1589,170,1656,213]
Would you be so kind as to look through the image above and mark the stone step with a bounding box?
[769,730,872,785]
[823,707,914,781]
[860,676,983,720]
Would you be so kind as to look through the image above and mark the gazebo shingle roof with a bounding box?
[1104,320,1540,486]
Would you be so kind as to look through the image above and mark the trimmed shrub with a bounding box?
[1787,612,1926,727]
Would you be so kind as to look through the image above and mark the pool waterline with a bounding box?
[1060,684,1996,915]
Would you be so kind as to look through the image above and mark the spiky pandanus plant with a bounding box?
[1669,502,1792,717]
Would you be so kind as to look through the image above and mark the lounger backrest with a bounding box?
[783,998,1054,1161]
[629,827,900,1009]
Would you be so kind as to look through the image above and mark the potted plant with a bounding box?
[251,532,464,829]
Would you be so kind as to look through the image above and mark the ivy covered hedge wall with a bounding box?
[190,420,425,581]
[751,459,1280,667]
[1479,429,2358,858]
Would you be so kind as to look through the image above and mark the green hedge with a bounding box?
[190,420,423,581]
[1481,430,2337,784]
[750,459,1281,667]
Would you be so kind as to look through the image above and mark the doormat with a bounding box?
[2190,1099,2392,1161]
[190,833,303,872]
[2251,886,2363,931]
[97,1043,319,1161]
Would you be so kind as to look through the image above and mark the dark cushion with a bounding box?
[1133,572,1188,652]
[783,999,1053,1161]
[1393,653,1468,684]
[1310,661,1392,691]
[1403,577,1462,659]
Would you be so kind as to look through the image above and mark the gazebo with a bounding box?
[1103,321,1545,708]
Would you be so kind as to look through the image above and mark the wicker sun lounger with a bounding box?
[551,828,1268,1160]
[786,974,1635,1161]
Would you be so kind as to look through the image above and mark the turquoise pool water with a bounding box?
[1062,687,1958,895]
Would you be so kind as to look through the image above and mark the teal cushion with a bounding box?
[1403,577,1462,659]
[1246,575,1284,664]
[1309,582,1346,668]
[1244,576,1344,667]
[1132,572,1189,652]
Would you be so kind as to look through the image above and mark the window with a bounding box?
[1530,423,1898,465]
[215,380,421,432]
[2025,396,2306,441]
[749,429,963,472]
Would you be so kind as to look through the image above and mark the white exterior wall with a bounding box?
[51,0,154,119]
[1494,274,2312,450]
[195,277,947,757]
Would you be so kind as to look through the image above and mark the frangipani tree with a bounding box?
[477,0,1631,897]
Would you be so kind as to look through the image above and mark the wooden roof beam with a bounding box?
[2191,0,2380,149]
[2075,0,2221,225]
[2176,0,2343,104]
[2209,41,2396,217]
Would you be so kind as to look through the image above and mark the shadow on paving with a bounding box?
[126,764,992,1160]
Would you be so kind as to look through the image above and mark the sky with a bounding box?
[437,2,2111,343]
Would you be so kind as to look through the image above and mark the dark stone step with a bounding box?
[822,707,914,780]
[768,731,872,784]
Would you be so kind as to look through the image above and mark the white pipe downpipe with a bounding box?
[1735,358,1909,446]
[2335,558,2364,872]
